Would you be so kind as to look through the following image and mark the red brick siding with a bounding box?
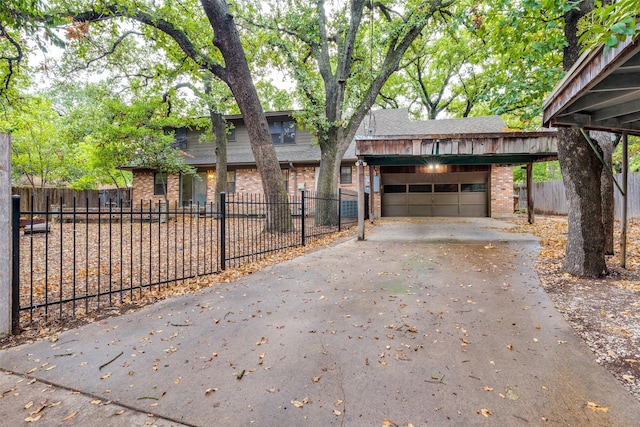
[490,165,514,215]
[132,171,179,205]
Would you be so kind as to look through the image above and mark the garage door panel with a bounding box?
[433,205,459,216]
[460,205,486,216]
[381,171,488,217]
[408,205,432,216]
[433,194,459,204]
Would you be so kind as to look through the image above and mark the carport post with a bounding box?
[368,165,375,223]
[621,132,628,268]
[526,163,534,224]
[357,160,366,241]
[0,133,11,336]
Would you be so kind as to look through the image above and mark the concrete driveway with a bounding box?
[1,218,639,426]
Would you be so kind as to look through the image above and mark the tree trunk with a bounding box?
[316,138,341,226]
[556,0,606,277]
[200,0,291,232]
[592,131,616,255]
[557,128,606,277]
[211,111,227,212]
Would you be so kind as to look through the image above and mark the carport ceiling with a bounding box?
[543,33,640,136]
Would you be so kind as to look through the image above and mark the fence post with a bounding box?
[301,190,306,246]
[11,195,20,334]
[0,133,11,336]
[219,192,226,271]
[338,188,342,232]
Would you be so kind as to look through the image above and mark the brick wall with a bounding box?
[132,171,180,206]
[490,165,514,216]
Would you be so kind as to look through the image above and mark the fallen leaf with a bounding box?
[90,399,101,405]
[291,400,304,408]
[24,401,34,409]
[506,343,513,350]
[266,388,277,393]
[115,409,125,415]
[480,409,492,417]
[311,376,321,383]
[587,402,609,412]
[204,388,218,395]
[256,337,267,346]
[382,419,394,427]
[483,386,493,391]
[62,411,78,421]
[100,372,112,380]
[505,389,519,400]
[25,415,42,422]
[333,409,341,416]
[335,399,343,406]
[623,374,635,382]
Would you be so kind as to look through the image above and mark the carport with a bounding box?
[354,131,558,239]
[543,31,640,266]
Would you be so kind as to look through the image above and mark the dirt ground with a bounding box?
[510,216,640,401]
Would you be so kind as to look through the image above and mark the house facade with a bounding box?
[130,111,360,208]
[129,108,557,218]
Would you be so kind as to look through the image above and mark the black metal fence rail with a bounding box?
[11,190,358,331]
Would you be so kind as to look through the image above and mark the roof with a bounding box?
[359,108,507,136]
[542,31,640,136]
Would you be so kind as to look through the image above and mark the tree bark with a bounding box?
[592,131,616,255]
[556,0,606,277]
[557,128,606,277]
[200,0,291,232]
[211,111,227,211]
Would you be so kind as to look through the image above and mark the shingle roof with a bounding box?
[357,108,506,136]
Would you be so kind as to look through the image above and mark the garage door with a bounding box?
[381,172,488,217]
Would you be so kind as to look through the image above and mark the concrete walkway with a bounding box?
[1,218,639,426]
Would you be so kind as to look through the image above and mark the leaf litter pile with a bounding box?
[510,216,640,400]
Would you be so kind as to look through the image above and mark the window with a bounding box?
[227,127,236,141]
[434,183,458,193]
[175,128,187,149]
[340,166,352,184]
[409,184,432,193]
[461,183,487,192]
[383,185,406,193]
[226,170,236,194]
[269,121,296,144]
[154,172,168,196]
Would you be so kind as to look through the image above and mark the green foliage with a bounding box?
[513,161,562,184]
[1,95,79,187]
[579,0,638,54]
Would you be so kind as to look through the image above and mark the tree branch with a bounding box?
[70,5,228,83]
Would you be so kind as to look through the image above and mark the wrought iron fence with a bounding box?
[11,190,360,332]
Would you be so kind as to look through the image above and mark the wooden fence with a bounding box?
[528,173,640,220]
[11,186,131,211]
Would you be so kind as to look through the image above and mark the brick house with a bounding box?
[128,108,557,218]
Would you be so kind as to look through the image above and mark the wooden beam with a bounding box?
[0,134,11,336]
[526,163,535,224]
[368,166,375,223]
[357,160,366,241]
[621,132,628,268]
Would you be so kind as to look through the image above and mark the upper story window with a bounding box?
[227,127,236,141]
[174,128,187,149]
[269,121,296,144]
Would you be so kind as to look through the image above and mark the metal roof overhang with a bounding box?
[542,32,640,136]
